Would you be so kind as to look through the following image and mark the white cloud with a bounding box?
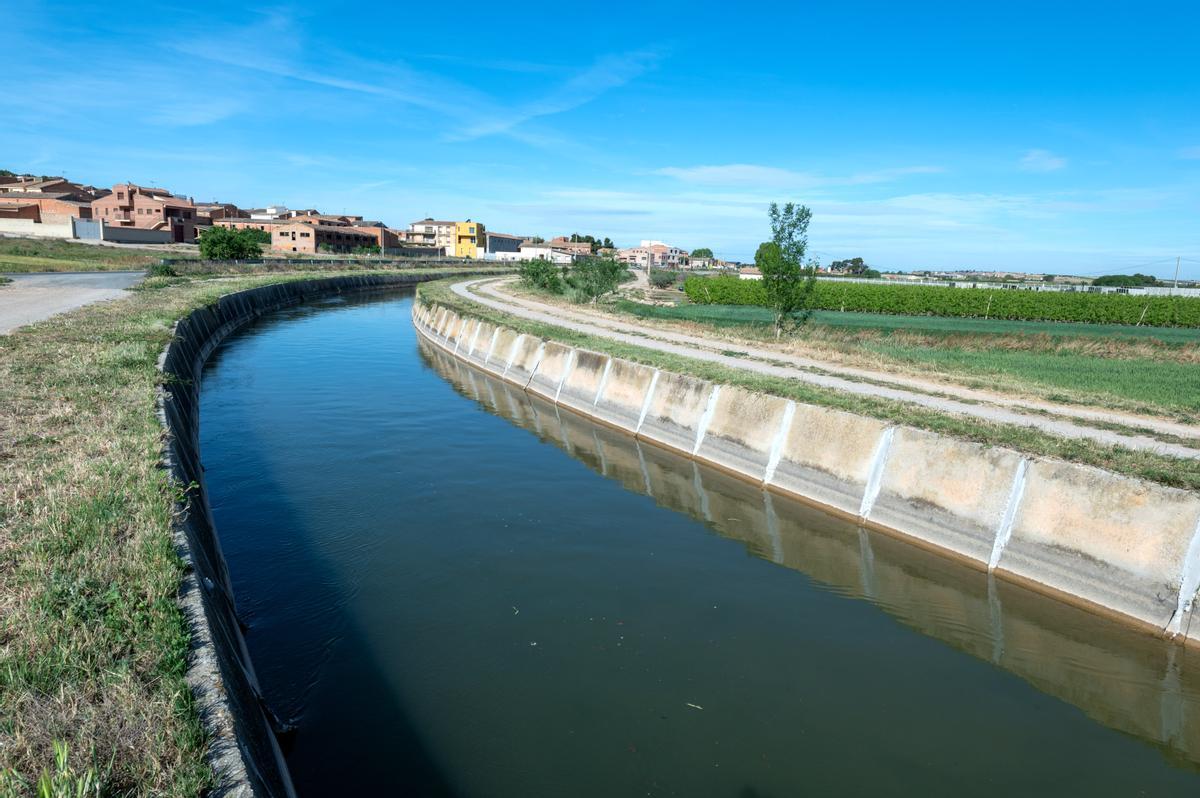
[1018,149,1067,172]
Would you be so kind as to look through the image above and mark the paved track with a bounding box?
[0,271,145,334]
[452,276,1200,461]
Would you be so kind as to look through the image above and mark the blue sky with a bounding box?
[3,1,1199,276]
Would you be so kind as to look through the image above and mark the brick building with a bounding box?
[272,221,377,253]
[91,183,198,243]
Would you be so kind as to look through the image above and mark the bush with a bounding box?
[649,268,679,289]
[148,262,176,277]
[519,258,563,292]
[682,275,1200,327]
[197,226,262,260]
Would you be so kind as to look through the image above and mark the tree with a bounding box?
[519,258,563,293]
[829,256,868,275]
[197,226,262,259]
[760,202,816,337]
[1042,274,1056,283]
[1093,273,1158,287]
[565,256,626,303]
[529,236,545,244]
[691,247,714,259]
[241,227,271,245]
[602,237,614,249]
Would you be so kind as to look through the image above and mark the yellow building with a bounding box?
[454,220,485,258]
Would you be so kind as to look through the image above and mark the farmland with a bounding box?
[611,297,1200,419]
[682,274,1200,327]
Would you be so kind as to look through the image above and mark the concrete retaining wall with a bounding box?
[414,298,1200,645]
[157,273,485,797]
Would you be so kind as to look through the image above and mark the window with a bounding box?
[117,192,125,200]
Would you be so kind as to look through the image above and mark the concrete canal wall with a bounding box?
[414,299,1200,645]
[158,274,485,798]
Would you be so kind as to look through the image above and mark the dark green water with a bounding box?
[201,290,1200,797]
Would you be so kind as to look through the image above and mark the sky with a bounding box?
[2,1,1199,277]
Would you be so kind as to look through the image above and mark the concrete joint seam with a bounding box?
[988,458,1029,572]
[858,427,896,520]
[692,385,722,457]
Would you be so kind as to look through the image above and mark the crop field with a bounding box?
[683,275,1200,327]
[612,299,1200,418]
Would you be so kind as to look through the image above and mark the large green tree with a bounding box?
[197,226,263,259]
[691,247,714,259]
[759,202,816,337]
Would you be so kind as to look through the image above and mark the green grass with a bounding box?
[0,237,190,273]
[0,268,489,796]
[422,278,1200,491]
[615,300,1200,343]
[866,342,1200,415]
[610,299,1200,419]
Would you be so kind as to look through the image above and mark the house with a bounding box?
[349,221,407,252]
[0,176,101,222]
[272,221,377,254]
[408,218,457,253]
[91,183,198,242]
[545,236,593,256]
[616,240,690,270]
[738,266,763,280]
[519,244,576,264]
[195,202,248,225]
[454,220,484,258]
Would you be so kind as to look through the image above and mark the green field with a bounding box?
[613,300,1200,417]
[615,300,1200,343]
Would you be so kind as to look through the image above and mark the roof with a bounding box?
[277,222,375,234]
[409,218,455,226]
[486,231,524,240]
[0,201,39,209]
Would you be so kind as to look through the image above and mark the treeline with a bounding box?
[683,275,1200,327]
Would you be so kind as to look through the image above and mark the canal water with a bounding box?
[201,290,1200,797]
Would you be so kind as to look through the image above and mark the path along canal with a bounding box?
[200,289,1200,796]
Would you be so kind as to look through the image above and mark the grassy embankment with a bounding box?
[0,267,492,796]
[419,278,1200,491]
[610,297,1200,421]
[0,238,188,273]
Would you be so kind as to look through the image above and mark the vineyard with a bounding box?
[682,275,1200,327]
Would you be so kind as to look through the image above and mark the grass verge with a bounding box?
[420,278,1200,492]
[0,268,483,796]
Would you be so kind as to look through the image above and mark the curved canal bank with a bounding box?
[157,273,489,797]
[197,289,1200,796]
[414,297,1200,644]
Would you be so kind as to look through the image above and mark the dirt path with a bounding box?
[451,276,1200,460]
[0,271,145,334]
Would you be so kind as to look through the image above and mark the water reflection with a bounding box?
[421,338,1200,771]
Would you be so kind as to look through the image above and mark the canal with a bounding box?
[200,289,1200,796]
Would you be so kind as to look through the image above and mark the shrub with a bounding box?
[148,262,176,277]
[519,258,563,292]
[649,268,678,289]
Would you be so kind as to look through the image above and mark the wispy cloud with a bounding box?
[449,50,661,141]
[653,163,943,190]
[1018,149,1067,172]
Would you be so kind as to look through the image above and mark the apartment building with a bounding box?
[408,218,457,252]
[272,221,376,253]
[91,183,198,242]
[616,240,690,269]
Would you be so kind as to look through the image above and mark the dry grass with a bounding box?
[0,269,479,796]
